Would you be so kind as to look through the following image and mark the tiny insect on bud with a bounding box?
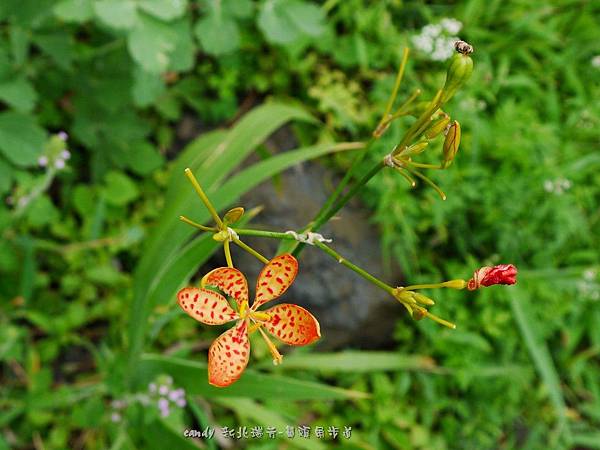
[426,114,451,139]
[223,207,244,224]
[454,40,474,55]
[442,121,461,168]
[467,264,518,290]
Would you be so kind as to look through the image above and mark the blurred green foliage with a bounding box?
[1,0,600,449]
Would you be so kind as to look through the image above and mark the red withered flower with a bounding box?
[467,264,518,290]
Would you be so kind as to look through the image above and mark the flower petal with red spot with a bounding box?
[262,303,321,346]
[177,287,239,325]
[253,254,298,310]
[208,320,250,387]
[201,267,249,306]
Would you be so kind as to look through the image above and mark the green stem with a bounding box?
[377,48,410,131]
[313,241,395,294]
[179,215,218,232]
[233,237,269,264]
[184,168,224,229]
[234,227,394,295]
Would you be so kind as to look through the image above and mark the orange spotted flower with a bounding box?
[177,254,321,387]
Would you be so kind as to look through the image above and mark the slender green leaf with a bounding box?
[509,288,571,440]
[137,354,368,400]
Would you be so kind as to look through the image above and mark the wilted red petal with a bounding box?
[208,321,250,387]
[253,254,298,310]
[263,304,321,346]
[467,264,518,290]
[177,287,239,325]
[201,267,248,307]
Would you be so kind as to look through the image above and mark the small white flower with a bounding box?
[148,383,157,393]
[58,131,69,141]
[591,55,600,68]
[55,159,66,170]
[158,385,169,395]
[440,18,462,34]
[61,150,71,160]
[176,398,187,408]
[38,156,48,167]
[583,269,597,281]
[110,412,121,423]
[111,400,126,409]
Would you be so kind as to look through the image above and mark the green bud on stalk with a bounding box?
[425,113,451,139]
[223,207,244,224]
[442,121,461,168]
[441,40,474,103]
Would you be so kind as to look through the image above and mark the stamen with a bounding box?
[257,327,283,366]
[251,311,272,321]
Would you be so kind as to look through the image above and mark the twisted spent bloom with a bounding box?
[467,264,518,290]
[177,254,320,387]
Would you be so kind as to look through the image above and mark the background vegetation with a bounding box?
[1,0,599,448]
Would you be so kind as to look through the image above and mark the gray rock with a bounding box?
[229,136,401,349]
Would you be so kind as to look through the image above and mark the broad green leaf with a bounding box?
[94,0,138,30]
[121,141,165,175]
[26,195,59,228]
[33,33,74,70]
[167,18,195,72]
[258,0,298,44]
[194,13,240,56]
[0,112,46,167]
[0,77,37,112]
[138,0,187,21]
[53,0,93,23]
[132,67,165,107]
[286,1,326,36]
[137,354,368,400]
[127,14,177,73]
[102,171,140,206]
[258,0,325,45]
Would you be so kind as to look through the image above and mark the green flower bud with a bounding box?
[223,207,244,224]
[441,47,474,103]
[403,141,429,156]
[442,121,461,168]
[425,114,450,139]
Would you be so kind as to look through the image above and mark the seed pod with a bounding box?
[425,114,451,139]
[442,121,461,168]
[223,207,244,224]
[441,49,474,103]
